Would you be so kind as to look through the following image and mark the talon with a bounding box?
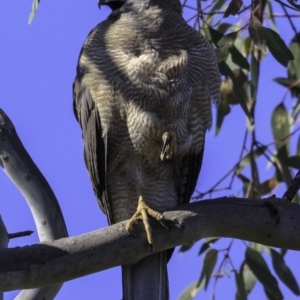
[125,196,166,245]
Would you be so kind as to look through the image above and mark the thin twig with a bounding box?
[280,3,298,36]
[8,230,34,239]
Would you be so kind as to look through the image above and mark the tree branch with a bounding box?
[0,216,8,300]
[0,108,68,299]
[1,197,300,292]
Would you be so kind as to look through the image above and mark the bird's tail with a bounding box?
[122,251,169,300]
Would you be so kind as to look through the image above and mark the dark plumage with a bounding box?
[73,0,220,299]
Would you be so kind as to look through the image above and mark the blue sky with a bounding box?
[0,1,299,299]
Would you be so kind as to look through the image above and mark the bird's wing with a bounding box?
[73,69,113,225]
[179,148,204,205]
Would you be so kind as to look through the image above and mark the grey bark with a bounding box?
[0,197,300,292]
[0,109,68,299]
[0,216,8,300]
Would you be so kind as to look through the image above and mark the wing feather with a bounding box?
[73,72,114,224]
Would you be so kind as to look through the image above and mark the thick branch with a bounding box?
[0,108,68,299]
[0,216,8,300]
[1,197,299,292]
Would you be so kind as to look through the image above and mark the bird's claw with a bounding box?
[125,196,165,245]
[160,131,176,161]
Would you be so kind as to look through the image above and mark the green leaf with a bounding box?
[271,103,290,151]
[273,77,300,96]
[206,0,228,23]
[297,137,300,156]
[288,33,300,91]
[208,26,224,46]
[218,23,233,35]
[250,52,259,101]
[179,243,194,253]
[271,249,300,295]
[259,177,279,196]
[235,271,247,300]
[249,242,271,255]
[285,156,300,169]
[28,0,41,24]
[198,238,219,255]
[177,281,203,300]
[280,248,288,257]
[266,28,295,67]
[291,100,300,121]
[223,0,243,18]
[216,94,231,135]
[240,262,256,295]
[245,248,283,300]
[209,27,249,70]
[218,32,238,49]
[248,15,267,51]
[198,249,218,290]
[218,61,251,121]
[229,47,250,70]
[237,146,267,173]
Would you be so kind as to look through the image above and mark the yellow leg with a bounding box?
[126,196,165,245]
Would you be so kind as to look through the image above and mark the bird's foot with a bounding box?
[160,131,176,161]
[125,196,166,245]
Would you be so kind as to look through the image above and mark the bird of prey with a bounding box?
[73,0,220,299]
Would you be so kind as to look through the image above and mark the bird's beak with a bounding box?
[98,0,125,9]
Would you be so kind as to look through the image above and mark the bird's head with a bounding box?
[98,0,126,10]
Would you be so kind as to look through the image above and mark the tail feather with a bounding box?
[122,251,169,300]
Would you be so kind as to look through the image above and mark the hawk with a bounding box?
[73,0,220,299]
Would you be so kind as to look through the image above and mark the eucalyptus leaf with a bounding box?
[179,243,195,253]
[216,94,231,135]
[229,47,250,70]
[218,61,251,121]
[271,103,290,151]
[177,281,203,300]
[289,33,300,78]
[297,137,300,156]
[245,248,283,300]
[29,0,41,24]
[266,28,294,67]
[199,238,219,255]
[259,177,279,196]
[248,15,267,51]
[250,53,259,100]
[285,155,300,169]
[235,271,247,300]
[273,77,300,96]
[237,146,267,172]
[271,249,300,295]
[240,262,256,295]
[223,0,243,18]
[198,249,218,290]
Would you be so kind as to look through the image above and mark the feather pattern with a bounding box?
[73,0,220,299]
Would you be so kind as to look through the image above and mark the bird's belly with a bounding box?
[126,99,191,160]
[108,160,178,222]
